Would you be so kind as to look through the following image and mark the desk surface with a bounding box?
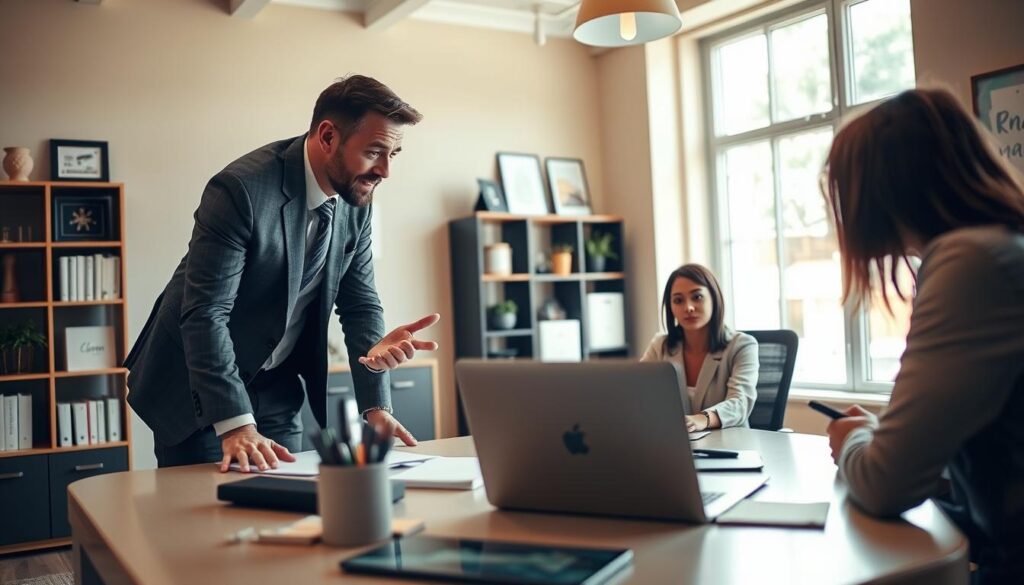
[69,429,967,585]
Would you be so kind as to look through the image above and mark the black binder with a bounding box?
[217,475,405,513]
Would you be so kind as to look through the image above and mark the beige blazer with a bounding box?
[639,328,758,428]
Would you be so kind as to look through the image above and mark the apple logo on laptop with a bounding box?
[563,424,589,455]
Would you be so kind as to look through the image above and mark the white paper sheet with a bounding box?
[225,448,438,476]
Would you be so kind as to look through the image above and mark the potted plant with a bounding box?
[585,231,619,273]
[1,320,47,375]
[488,300,518,330]
[551,244,574,276]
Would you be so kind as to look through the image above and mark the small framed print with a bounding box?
[475,178,508,212]
[497,152,550,215]
[65,325,117,371]
[972,63,1024,177]
[53,195,114,241]
[50,139,110,182]
[545,157,592,216]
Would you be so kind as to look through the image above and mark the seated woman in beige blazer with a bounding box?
[640,263,758,432]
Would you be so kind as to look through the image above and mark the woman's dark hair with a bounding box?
[825,87,1024,309]
[310,75,423,140]
[661,263,728,354]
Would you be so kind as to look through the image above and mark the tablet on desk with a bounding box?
[341,535,633,585]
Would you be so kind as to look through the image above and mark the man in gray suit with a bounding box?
[125,75,438,470]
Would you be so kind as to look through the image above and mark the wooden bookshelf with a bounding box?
[0,180,131,550]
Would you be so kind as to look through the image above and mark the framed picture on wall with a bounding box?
[972,63,1024,176]
[545,157,592,216]
[49,139,110,182]
[496,153,549,215]
[53,195,114,241]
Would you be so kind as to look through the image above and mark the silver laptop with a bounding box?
[455,359,768,523]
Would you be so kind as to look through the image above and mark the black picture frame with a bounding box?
[475,178,508,212]
[971,63,1024,177]
[49,139,110,182]
[496,152,550,215]
[545,157,592,216]
[53,195,114,241]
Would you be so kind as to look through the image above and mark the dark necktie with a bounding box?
[300,198,336,290]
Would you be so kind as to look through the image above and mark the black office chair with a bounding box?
[742,329,799,431]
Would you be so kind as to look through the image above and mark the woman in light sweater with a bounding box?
[823,88,1024,584]
[640,263,758,432]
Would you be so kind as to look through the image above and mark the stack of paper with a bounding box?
[390,457,483,490]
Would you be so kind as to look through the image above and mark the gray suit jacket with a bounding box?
[125,136,388,446]
[640,328,758,428]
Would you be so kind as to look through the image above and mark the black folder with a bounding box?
[217,475,405,513]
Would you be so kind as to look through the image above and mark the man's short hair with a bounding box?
[309,75,423,139]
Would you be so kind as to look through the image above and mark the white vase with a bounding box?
[2,147,33,181]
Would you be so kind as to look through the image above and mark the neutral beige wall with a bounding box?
[0,0,604,468]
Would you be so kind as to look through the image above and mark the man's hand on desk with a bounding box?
[366,409,418,447]
[826,405,878,462]
[219,424,297,473]
[359,313,440,371]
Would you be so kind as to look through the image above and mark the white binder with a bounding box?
[58,402,73,447]
[0,395,5,451]
[4,395,19,450]
[95,400,107,443]
[72,401,89,446]
[87,400,99,444]
[106,397,122,442]
[59,256,70,302]
[17,394,31,450]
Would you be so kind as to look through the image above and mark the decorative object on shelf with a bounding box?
[17,225,35,242]
[538,298,567,321]
[551,243,574,275]
[2,147,34,181]
[486,348,519,359]
[496,152,549,215]
[475,178,508,212]
[1,253,18,302]
[587,292,626,351]
[65,325,117,371]
[0,226,9,242]
[488,300,518,330]
[534,252,551,274]
[972,63,1024,177]
[585,230,618,272]
[573,0,682,48]
[484,242,512,276]
[53,193,114,241]
[0,320,47,375]
[49,139,110,182]
[545,157,592,215]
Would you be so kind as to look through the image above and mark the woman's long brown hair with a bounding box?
[825,88,1024,309]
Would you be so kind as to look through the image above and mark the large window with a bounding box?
[703,0,915,391]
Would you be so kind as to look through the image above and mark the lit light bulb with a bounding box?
[619,12,637,41]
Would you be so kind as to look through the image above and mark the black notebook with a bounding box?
[217,475,405,513]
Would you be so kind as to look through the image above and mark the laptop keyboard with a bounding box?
[701,491,725,505]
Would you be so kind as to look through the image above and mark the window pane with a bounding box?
[866,259,915,382]
[771,13,832,123]
[848,0,915,105]
[777,128,846,384]
[723,140,780,330]
[714,34,770,136]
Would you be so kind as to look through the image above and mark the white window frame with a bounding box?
[700,0,913,393]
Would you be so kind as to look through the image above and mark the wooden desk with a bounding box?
[68,429,968,584]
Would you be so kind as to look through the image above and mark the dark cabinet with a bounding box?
[49,447,129,538]
[0,455,50,546]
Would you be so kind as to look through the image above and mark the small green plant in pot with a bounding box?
[585,231,619,273]
[488,299,518,330]
[0,320,47,375]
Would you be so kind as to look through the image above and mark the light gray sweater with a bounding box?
[839,226,1024,574]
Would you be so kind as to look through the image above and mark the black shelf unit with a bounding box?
[448,212,630,434]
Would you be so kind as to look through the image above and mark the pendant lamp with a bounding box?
[573,0,682,47]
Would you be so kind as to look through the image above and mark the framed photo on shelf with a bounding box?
[496,152,549,215]
[972,63,1024,176]
[65,325,117,371]
[475,178,508,212]
[545,157,592,215]
[53,194,114,242]
[49,139,110,182]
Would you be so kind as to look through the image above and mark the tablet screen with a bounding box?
[341,535,632,585]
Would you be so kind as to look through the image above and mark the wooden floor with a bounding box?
[0,548,72,584]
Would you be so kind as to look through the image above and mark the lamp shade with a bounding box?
[573,0,682,47]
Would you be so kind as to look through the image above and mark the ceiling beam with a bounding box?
[229,0,273,18]
[364,0,431,31]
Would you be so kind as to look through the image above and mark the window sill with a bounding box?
[788,387,891,406]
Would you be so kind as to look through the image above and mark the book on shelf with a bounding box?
[72,401,88,446]
[58,254,122,302]
[3,395,18,451]
[0,395,5,450]
[95,399,107,444]
[87,400,98,444]
[106,397,121,442]
[58,402,73,447]
[17,393,31,450]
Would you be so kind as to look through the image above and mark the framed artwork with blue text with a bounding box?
[972,63,1024,177]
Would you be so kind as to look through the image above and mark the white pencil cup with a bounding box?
[318,463,392,547]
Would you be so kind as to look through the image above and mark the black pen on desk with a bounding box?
[693,448,740,459]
